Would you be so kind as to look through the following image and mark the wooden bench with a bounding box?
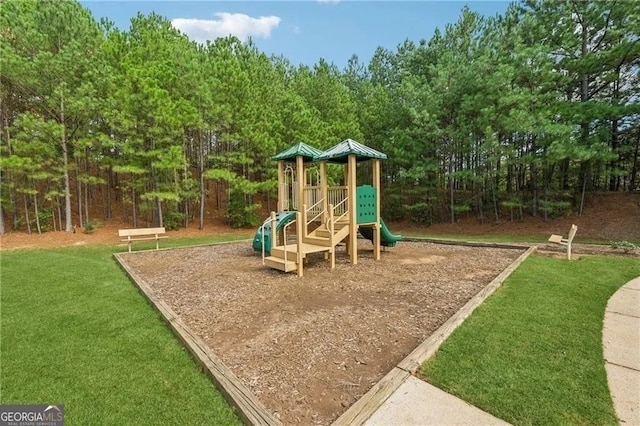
[118,227,168,252]
[548,224,578,260]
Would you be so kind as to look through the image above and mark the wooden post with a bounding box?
[329,204,336,269]
[348,154,358,265]
[270,211,277,248]
[373,159,381,261]
[320,161,328,224]
[296,211,303,277]
[277,160,284,212]
[296,155,304,214]
[301,204,307,243]
[343,163,350,255]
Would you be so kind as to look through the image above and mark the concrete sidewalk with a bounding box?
[361,275,640,426]
[603,276,640,425]
[364,375,508,425]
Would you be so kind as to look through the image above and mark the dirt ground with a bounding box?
[119,241,524,425]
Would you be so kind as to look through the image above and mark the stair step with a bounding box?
[315,222,348,235]
[271,247,298,259]
[315,229,332,238]
[264,256,297,272]
[304,236,333,247]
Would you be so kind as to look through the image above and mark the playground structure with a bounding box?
[252,139,401,277]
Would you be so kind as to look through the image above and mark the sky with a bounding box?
[82,1,512,70]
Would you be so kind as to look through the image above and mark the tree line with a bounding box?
[1,0,638,234]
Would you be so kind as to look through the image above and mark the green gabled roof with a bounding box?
[314,138,387,163]
[272,142,323,162]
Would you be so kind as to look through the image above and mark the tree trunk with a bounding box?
[449,154,455,224]
[609,120,620,190]
[629,130,639,191]
[24,195,31,234]
[579,168,588,216]
[105,166,112,219]
[77,171,83,227]
[132,187,137,228]
[84,149,90,223]
[199,131,206,230]
[56,196,62,231]
[61,92,73,232]
[33,194,41,234]
[51,200,57,232]
[0,202,5,235]
[493,157,500,223]
[84,180,90,224]
[530,136,538,217]
[578,19,591,209]
[609,66,621,191]
[157,197,163,227]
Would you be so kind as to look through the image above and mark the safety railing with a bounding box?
[304,198,325,234]
[303,186,323,216]
[328,186,347,215]
[279,185,346,217]
[327,197,349,247]
[332,196,349,224]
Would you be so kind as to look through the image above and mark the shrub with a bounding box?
[36,208,53,232]
[405,202,432,225]
[164,211,186,231]
[611,241,639,254]
[83,220,98,234]
[539,200,572,219]
[226,202,261,228]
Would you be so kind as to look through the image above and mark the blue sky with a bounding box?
[82,1,512,69]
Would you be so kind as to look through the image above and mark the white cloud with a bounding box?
[172,12,281,43]
[317,0,340,3]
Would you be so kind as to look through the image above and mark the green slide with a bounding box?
[252,211,297,255]
[359,218,402,247]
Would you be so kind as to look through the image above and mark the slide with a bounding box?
[359,218,402,247]
[252,211,297,255]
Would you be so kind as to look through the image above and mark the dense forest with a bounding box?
[1,0,639,234]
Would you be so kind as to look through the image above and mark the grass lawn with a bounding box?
[421,254,639,425]
[0,238,245,425]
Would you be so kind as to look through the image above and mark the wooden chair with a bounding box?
[548,224,578,260]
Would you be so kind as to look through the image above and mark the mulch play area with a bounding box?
[118,240,523,425]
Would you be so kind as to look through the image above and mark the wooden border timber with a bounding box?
[332,245,537,426]
[114,252,282,426]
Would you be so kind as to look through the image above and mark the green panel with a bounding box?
[356,185,377,224]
